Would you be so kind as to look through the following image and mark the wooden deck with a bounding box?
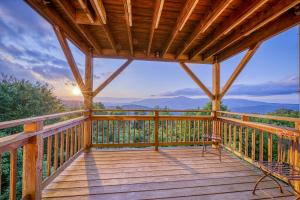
[42,147,296,200]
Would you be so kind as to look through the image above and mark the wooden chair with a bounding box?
[253,161,300,200]
[202,133,222,162]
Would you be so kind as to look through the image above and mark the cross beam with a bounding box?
[179,62,213,99]
[93,59,133,97]
[221,43,261,98]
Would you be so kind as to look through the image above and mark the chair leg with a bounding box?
[253,172,269,194]
[268,175,283,193]
[219,145,222,162]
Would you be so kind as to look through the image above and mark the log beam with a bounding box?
[188,0,268,60]
[53,26,86,92]
[53,0,102,54]
[177,0,233,58]
[93,59,133,97]
[123,0,133,55]
[179,62,213,99]
[202,0,300,60]
[161,0,199,57]
[147,0,165,56]
[220,43,261,98]
[212,61,220,111]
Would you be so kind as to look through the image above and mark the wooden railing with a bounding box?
[91,110,213,150]
[0,110,87,200]
[216,111,300,182]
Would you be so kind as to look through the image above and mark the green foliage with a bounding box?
[0,75,64,199]
[202,101,228,111]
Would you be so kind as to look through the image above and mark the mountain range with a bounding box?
[99,96,299,114]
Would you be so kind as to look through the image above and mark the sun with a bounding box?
[71,86,82,96]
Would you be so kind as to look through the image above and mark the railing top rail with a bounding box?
[219,117,300,138]
[0,110,87,130]
[92,109,211,113]
[217,111,300,123]
[0,116,87,153]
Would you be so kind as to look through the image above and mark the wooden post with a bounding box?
[154,111,159,151]
[22,121,44,200]
[294,121,300,193]
[212,61,220,148]
[83,49,93,151]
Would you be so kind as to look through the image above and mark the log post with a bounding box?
[154,111,159,151]
[212,60,220,148]
[83,49,93,152]
[22,121,44,200]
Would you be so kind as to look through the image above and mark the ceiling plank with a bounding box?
[93,59,133,97]
[179,62,213,99]
[78,0,95,23]
[90,0,118,54]
[53,26,86,92]
[202,0,300,60]
[53,0,102,54]
[217,10,300,61]
[161,0,200,57]
[123,0,133,55]
[147,0,165,56]
[176,0,237,58]
[221,43,261,98]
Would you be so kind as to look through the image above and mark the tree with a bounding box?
[0,75,64,199]
[202,101,228,111]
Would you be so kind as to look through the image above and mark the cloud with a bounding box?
[160,76,299,97]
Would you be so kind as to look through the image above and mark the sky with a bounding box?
[0,1,299,104]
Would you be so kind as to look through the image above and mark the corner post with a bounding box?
[83,49,93,151]
[22,121,44,200]
[154,111,159,151]
[212,60,220,148]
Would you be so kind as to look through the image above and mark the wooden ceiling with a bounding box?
[26,0,300,63]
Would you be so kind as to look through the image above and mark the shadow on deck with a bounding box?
[42,147,295,200]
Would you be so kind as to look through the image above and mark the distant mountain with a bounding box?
[102,97,299,114]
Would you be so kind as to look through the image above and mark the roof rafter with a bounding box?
[123,0,133,55]
[217,10,300,61]
[179,62,213,99]
[89,0,118,54]
[177,0,233,59]
[189,0,269,60]
[147,0,165,56]
[221,43,261,98]
[52,0,102,54]
[78,0,95,23]
[202,0,300,60]
[161,0,200,57]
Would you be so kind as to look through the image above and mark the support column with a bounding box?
[212,60,220,148]
[83,49,93,151]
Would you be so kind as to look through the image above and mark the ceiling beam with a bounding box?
[78,0,95,23]
[123,0,134,55]
[53,26,86,92]
[93,59,133,97]
[202,0,300,60]
[179,62,213,99]
[89,0,118,54]
[161,0,200,57]
[220,43,261,98]
[183,0,266,59]
[53,0,102,54]
[217,10,300,61]
[147,0,165,56]
[176,0,233,58]
[89,0,106,24]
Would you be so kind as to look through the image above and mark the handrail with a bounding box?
[93,109,211,113]
[217,111,300,123]
[0,109,87,130]
[0,116,87,153]
[219,117,300,138]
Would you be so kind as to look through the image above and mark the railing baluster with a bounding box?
[70,128,74,156]
[60,132,64,166]
[239,126,242,153]
[233,126,237,151]
[47,136,52,176]
[229,124,232,149]
[259,131,264,161]
[96,121,99,144]
[251,129,256,160]
[118,120,120,144]
[9,149,17,200]
[245,127,248,157]
[278,135,282,163]
[268,133,272,162]
[54,133,58,170]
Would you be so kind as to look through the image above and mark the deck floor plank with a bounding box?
[42,148,296,200]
